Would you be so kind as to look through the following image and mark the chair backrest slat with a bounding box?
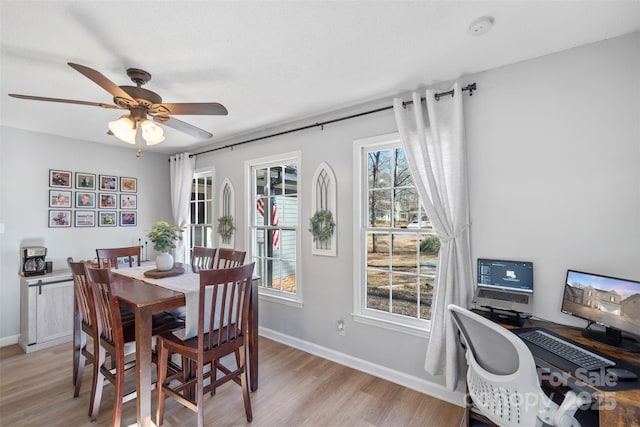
[199,263,254,351]
[96,246,141,269]
[86,266,123,346]
[67,258,96,329]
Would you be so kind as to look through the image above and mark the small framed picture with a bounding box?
[98,211,117,227]
[75,172,96,190]
[76,191,96,208]
[49,210,71,227]
[99,175,118,191]
[120,177,137,193]
[120,194,137,209]
[49,190,72,208]
[120,211,137,226]
[49,169,72,188]
[75,211,96,227]
[99,193,117,209]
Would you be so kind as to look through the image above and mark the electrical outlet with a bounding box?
[337,319,346,336]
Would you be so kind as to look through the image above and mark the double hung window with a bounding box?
[248,152,300,304]
[188,171,215,261]
[354,134,438,333]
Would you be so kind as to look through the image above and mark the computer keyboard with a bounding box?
[518,329,615,370]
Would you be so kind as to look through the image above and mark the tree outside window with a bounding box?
[363,144,439,326]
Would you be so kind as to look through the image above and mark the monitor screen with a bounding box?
[477,258,534,293]
[562,270,640,350]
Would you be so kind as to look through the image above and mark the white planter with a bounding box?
[156,252,174,271]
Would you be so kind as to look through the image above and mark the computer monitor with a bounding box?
[561,269,640,352]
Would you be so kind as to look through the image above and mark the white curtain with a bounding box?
[393,83,473,390]
[169,153,195,263]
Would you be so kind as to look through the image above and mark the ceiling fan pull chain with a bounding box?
[135,123,142,158]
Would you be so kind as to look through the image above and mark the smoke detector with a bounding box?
[468,16,494,36]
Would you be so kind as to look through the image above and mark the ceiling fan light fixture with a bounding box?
[140,119,165,145]
[108,115,136,144]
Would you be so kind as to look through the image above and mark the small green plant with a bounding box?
[147,221,184,253]
[309,209,335,242]
[420,235,441,254]
[217,215,235,240]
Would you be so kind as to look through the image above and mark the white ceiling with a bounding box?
[1,1,638,155]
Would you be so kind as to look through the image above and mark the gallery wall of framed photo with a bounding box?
[48,169,138,228]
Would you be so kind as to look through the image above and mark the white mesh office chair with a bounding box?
[448,304,589,427]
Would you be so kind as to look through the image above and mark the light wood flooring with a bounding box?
[0,337,464,426]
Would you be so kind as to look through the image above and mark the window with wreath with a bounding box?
[248,152,300,303]
[353,134,438,333]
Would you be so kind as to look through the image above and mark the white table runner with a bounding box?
[112,265,211,340]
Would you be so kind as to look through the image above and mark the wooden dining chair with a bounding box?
[68,258,100,403]
[95,246,141,269]
[190,246,217,273]
[215,248,246,268]
[156,263,256,427]
[85,266,184,427]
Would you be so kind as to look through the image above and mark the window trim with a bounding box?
[187,168,215,261]
[244,150,302,306]
[352,133,432,336]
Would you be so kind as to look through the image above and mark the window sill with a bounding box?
[352,313,430,339]
[258,290,303,308]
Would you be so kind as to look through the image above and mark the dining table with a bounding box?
[72,262,259,427]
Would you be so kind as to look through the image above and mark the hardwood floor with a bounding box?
[0,337,464,426]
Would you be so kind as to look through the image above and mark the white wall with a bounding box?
[193,32,639,390]
[468,32,639,324]
[1,31,637,403]
[0,128,172,344]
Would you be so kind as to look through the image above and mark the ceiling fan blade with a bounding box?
[152,102,228,116]
[67,62,136,104]
[153,116,213,139]
[9,93,123,109]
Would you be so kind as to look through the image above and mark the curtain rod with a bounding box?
[189,83,476,157]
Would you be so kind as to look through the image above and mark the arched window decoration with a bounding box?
[218,178,235,248]
[311,162,336,256]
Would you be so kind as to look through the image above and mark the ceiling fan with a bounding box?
[9,62,228,156]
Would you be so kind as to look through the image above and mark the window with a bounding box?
[247,152,300,304]
[188,171,215,261]
[353,133,438,334]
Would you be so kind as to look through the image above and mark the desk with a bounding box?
[74,268,259,427]
[474,311,640,427]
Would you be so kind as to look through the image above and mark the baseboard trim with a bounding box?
[258,326,465,408]
[0,334,20,348]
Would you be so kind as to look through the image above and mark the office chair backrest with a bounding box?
[448,304,585,427]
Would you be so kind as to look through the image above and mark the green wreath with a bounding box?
[217,215,235,240]
[309,209,335,242]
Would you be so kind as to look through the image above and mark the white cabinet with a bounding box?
[19,270,74,353]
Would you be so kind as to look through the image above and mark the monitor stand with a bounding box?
[582,326,640,353]
[484,306,529,327]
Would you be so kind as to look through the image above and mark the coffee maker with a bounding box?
[22,246,47,276]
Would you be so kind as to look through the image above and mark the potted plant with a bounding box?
[147,221,184,271]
